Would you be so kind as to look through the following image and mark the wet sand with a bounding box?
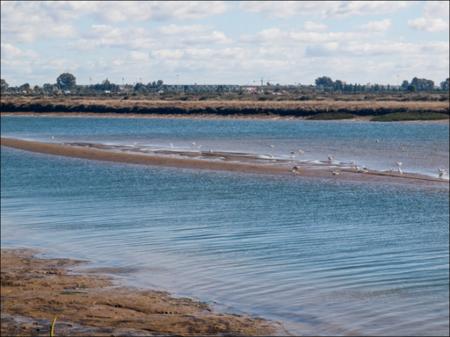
[1,249,282,336]
[1,137,448,187]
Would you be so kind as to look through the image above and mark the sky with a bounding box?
[1,1,449,86]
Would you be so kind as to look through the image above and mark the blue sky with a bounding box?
[1,1,449,86]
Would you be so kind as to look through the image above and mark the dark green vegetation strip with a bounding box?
[307,113,355,120]
[371,112,450,122]
[1,101,449,119]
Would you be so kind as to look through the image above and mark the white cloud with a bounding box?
[243,27,371,45]
[0,1,77,42]
[240,1,409,18]
[0,1,229,43]
[361,19,391,32]
[1,43,38,60]
[158,24,232,44]
[423,1,450,19]
[0,0,448,86]
[408,1,449,32]
[303,21,328,32]
[409,17,448,33]
[86,1,229,22]
[129,51,150,62]
[73,23,231,51]
[1,43,25,59]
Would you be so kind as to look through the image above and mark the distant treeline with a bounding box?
[1,73,449,97]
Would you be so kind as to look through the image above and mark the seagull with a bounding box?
[192,142,196,146]
[395,162,403,175]
[375,139,380,143]
[269,144,275,148]
[332,170,340,176]
[438,168,447,179]
[291,166,301,174]
[297,149,304,155]
[327,155,334,164]
[170,143,174,149]
[51,136,55,140]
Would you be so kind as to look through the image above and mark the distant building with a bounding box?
[243,86,258,93]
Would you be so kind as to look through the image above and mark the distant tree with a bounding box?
[156,80,163,87]
[134,82,147,94]
[216,85,224,93]
[1,79,8,93]
[333,79,344,91]
[101,79,112,90]
[56,73,76,90]
[410,77,434,91]
[43,83,55,95]
[401,80,409,90]
[315,76,334,89]
[440,78,449,91]
[33,85,42,95]
[407,84,416,92]
[19,83,31,93]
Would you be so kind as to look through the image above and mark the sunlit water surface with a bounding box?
[1,116,449,335]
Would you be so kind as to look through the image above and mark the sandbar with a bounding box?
[1,137,448,187]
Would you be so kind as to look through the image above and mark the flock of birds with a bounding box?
[48,135,449,180]
[165,139,448,180]
[267,141,448,180]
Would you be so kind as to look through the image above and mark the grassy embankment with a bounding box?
[1,97,448,121]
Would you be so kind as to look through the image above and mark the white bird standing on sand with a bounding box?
[297,149,304,155]
[438,168,447,179]
[396,162,403,175]
[291,166,301,174]
[327,155,334,164]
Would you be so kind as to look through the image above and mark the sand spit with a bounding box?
[1,249,282,336]
[1,137,448,187]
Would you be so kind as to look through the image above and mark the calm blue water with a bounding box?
[1,116,449,335]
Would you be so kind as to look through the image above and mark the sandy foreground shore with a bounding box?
[1,249,284,336]
[1,137,448,187]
